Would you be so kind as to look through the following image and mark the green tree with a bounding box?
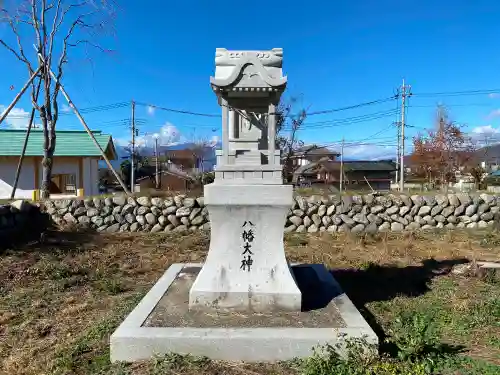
[120,160,131,187]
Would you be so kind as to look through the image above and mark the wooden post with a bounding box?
[77,158,84,197]
[46,68,130,195]
[364,176,375,193]
[0,66,41,126]
[33,157,40,201]
[11,78,42,199]
[11,108,36,199]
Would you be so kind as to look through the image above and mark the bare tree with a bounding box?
[275,97,307,183]
[0,0,116,198]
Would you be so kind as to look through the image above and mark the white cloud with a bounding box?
[113,137,131,147]
[61,104,72,113]
[471,125,500,135]
[470,125,500,147]
[115,123,184,151]
[210,135,219,145]
[134,123,185,152]
[0,105,32,129]
[155,123,183,145]
[147,106,155,115]
[486,109,500,119]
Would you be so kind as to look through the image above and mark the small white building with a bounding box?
[0,129,117,200]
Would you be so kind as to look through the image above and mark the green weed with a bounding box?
[385,311,440,360]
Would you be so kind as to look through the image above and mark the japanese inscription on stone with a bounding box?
[240,221,255,272]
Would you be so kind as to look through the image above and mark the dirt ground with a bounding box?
[1,229,499,375]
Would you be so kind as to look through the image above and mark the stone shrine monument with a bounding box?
[188,48,302,312]
[110,48,377,363]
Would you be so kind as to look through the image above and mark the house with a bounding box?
[149,143,218,173]
[475,144,500,171]
[163,149,198,171]
[135,167,194,192]
[0,129,117,200]
[294,159,396,191]
[291,145,340,168]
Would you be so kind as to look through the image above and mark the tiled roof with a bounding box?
[136,170,194,182]
[0,129,116,158]
[294,145,340,156]
[295,160,396,175]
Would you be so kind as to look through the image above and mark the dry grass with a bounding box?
[1,229,499,374]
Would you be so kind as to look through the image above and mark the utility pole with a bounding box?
[339,138,344,193]
[395,121,400,185]
[154,136,160,189]
[399,79,412,192]
[130,100,136,193]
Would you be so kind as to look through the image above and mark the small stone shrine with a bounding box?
[110,48,377,364]
[188,48,301,312]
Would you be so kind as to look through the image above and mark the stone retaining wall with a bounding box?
[43,193,500,234]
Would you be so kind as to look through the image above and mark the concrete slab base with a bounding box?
[110,263,378,363]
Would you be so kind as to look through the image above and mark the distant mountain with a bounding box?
[102,141,222,171]
[476,143,500,163]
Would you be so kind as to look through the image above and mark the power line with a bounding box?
[307,127,397,150]
[150,108,400,131]
[305,96,397,116]
[282,109,399,130]
[412,88,500,98]
[134,96,398,120]
[409,103,494,108]
[4,102,129,119]
[135,101,221,118]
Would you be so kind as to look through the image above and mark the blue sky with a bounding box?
[2,0,500,159]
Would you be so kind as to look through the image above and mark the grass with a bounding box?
[1,230,500,374]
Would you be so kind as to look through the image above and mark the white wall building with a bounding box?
[0,129,117,200]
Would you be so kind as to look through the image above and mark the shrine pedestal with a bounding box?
[109,47,378,364]
[188,183,302,312]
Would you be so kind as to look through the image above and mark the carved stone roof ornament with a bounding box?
[207,48,289,185]
[210,48,287,95]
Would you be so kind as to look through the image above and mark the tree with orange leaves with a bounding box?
[410,106,476,189]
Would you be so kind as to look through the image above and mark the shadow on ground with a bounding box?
[0,208,55,252]
[0,227,99,254]
[331,258,469,306]
[329,258,469,356]
[292,258,469,313]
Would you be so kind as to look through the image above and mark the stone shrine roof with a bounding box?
[210,48,287,93]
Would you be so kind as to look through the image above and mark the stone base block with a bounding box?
[110,263,378,363]
[190,183,300,311]
[213,164,283,185]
